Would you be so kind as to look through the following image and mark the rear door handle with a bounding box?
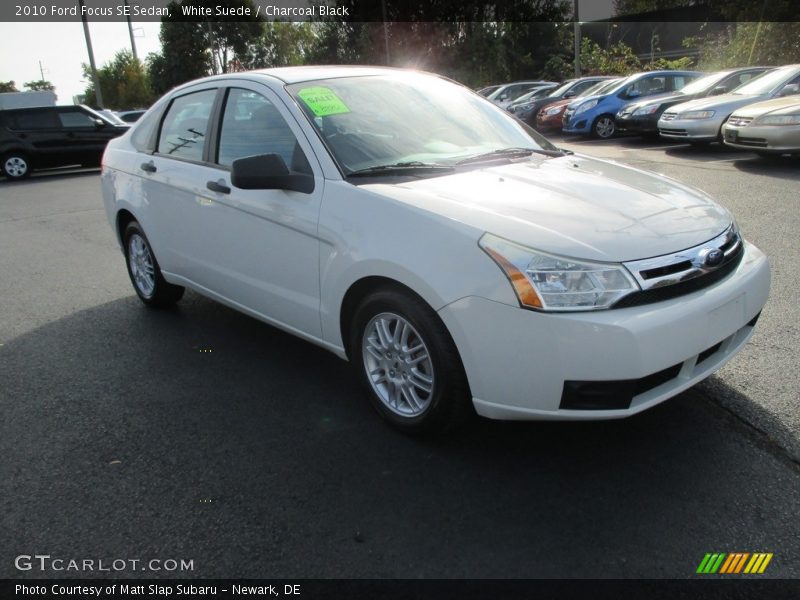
[206,179,231,194]
[140,160,157,173]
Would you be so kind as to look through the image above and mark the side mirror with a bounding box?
[778,83,800,97]
[709,86,728,96]
[231,153,314,194]
[94,118,106,128]
[499,94,508,100]
[564,91,576,98]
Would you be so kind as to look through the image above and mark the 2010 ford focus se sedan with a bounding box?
[101,67,770,434]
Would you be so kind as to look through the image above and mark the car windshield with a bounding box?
[580,78,621,98]
[733,68,795,95]
[548,80,576,97]
[288,74,559,175]
[678,71,730,95]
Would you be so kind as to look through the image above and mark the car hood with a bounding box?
[568,93,606,108]
[668,92,768,115]
[361,155,731,263]
[539,98,572,111]
[730,95,800,117]
[631,91,694,108]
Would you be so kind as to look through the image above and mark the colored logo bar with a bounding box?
[696,553,773,574]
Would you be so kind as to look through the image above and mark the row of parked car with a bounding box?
[483,63,800,155]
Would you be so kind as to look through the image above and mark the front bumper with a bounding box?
[562,109,593,134]
[535,109,566,131]
[722,122,800,153]
[658,116,723,141]
[616,113,658,134]
[437,242,770,420]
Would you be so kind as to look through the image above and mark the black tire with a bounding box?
[592,114,616,139]
[2,151,32,180]
[122,221,184,307]
[350,287,471,435]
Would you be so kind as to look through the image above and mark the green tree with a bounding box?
[579,38,642,75]
[239,22,315,69]
[0,81,18,92]
[689,22,800,70]
[147,0,262,93]
[24,80,55,92]
[83,50,154,109]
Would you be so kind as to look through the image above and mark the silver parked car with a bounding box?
[722,96,800,155]
[658,64,800,144]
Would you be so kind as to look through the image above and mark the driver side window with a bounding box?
[217,88,310,173]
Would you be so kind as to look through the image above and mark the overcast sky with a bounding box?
[0,21,162,104]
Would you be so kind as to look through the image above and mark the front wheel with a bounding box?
[592,115,616,139]
[2,152,32,180]
[123,221,184,307]
[351,288,471,434]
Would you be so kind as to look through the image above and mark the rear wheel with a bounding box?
[2,152,31,180]
[123,221,184,307]
[351,288,471,434]
[592,115,616,139]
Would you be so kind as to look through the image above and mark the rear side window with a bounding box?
[10,110,59,130]
[58,110,96,128]
[157,89,217,161]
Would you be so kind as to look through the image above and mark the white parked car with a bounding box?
[101,67,770,433]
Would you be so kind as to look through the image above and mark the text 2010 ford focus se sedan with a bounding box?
[101,67,770,434]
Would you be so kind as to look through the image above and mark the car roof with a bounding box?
[233,65,412,84]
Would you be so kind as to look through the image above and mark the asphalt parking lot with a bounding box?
[1,139,799,580]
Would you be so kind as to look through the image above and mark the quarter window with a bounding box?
[11,110,59,130]
[157,89,216,161]
[217,88,307,172]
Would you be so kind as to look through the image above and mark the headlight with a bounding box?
[479,234,639,311]
[756,114,800,125]
[680,110,715,119]
[545,106,563,116]
[633,104,660,116]
[574,99,599,115]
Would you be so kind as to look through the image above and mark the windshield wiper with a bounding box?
[455,146,571,165]
[347,161,455,177]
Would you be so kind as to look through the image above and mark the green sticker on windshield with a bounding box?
[297,86,350,117]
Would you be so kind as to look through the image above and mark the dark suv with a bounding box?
[0,105,129,180]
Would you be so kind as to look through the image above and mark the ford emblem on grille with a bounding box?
[702,248,724,267]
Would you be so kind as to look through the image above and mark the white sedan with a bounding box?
[101,67,770,433]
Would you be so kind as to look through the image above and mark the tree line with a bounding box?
[8,0,798,110]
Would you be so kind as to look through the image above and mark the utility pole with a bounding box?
[573,0,581,77]
[381,0,390,64]
[79,0,103,107]
[38,60,46,81]
[124,0,139,62]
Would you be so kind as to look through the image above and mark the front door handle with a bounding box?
[140,160,157,173]
[206,179,231,194]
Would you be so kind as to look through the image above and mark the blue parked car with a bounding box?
[562,70,703,138]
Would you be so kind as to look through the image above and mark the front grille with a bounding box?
[659,128,688,136]
[727,116,753,126]
[617,226,744,309]
[661,112,677,121]
[614,243,743,308]
[733,136,768,147]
